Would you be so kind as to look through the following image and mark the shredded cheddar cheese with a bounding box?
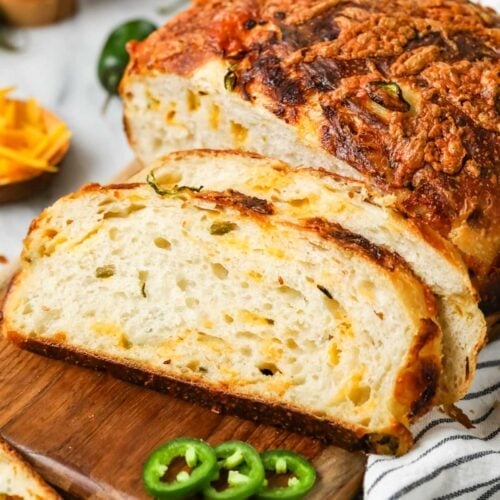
[0,87,71,184]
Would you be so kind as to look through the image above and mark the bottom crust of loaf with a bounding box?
[8,332,413,455]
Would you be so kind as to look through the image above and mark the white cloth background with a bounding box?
[365,340,500,500]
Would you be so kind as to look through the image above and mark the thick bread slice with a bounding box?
[130,150,486,404]
[2,183,442,455]
[121,0,500,313]
[0,437,60,500]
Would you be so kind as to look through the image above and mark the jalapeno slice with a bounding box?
[256,450,317,500]
[143,437,217,499]
[203,441,265,500]
[97,19,157,95]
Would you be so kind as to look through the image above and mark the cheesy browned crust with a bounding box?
[126,0,500,312]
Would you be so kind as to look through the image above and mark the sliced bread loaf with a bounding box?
[130,150,486,404]
[121,0,500,313]
[2,182,441,454]
[0,437,60,500]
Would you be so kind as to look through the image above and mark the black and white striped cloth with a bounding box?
[364,339,500,500]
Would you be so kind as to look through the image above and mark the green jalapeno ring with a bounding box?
[203,441,265,500]
[143,437,218,500]
[256,450,317,500]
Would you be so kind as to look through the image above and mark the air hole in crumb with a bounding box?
[97,199,113,207]
[154,237,171,250]
[277,285,304,301]
[223,314,234,324]
[108,227,119,241]
[102,204,145,219]
[45,229,58,238]
[186,297,199,308]
[211,263,228,280]
[286,338,299,349]
[236,331,258,341]
[263,303,272,311]
[375,311,384,320]
[241,281,249,289]
[258,362,279,376]
[66,219,73,225]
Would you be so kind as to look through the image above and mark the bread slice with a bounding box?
[0,437,60,500]
[2,182,442,455]
[121,0,500,314]
[130,150,486,404]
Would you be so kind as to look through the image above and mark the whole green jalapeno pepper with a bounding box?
[97,19,157,95]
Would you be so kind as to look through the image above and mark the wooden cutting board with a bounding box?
[0,162,366,499]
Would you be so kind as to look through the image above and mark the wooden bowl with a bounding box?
[0,105,70,203]
[0,0,77,27]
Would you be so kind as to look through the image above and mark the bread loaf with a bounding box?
[2,181,442,455]
[121,0,500,314]
[130,150,487,404]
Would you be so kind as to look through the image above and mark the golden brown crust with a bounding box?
[300,216,412,272]
[393,319,441,421]
[295,216,439,316]
[479,264,500,315]
[125,0,500,309]
[139,149,473,292]
[4,331,413,455]
[196,189,275,215]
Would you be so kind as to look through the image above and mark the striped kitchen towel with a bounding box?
[364,339,500,500]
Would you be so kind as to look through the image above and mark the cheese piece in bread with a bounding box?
[130,150,487,404]
[2,182,442,454]
[0,437,60,500]
[121,0,500,314]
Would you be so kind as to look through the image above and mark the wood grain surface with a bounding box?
[0,161,366,499]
